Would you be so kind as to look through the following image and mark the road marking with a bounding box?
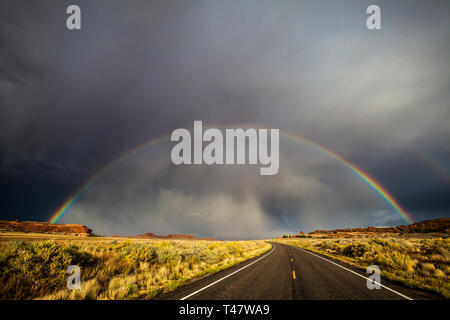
[292,270,296,279]
[180,246,275,300]
[289,245,413,300]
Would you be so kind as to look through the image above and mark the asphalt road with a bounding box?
[158,242,438,300]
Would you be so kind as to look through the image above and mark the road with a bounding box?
[158,242,437,300]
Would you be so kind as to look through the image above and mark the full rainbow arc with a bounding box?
[49,125,414,225]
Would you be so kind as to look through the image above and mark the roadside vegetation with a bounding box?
[0,236,271,300]
[275,237,449,299]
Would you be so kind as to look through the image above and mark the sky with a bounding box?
[0,0,449,239]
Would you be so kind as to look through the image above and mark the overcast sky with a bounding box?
[1,0,449,239]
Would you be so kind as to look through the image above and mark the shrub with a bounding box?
[157,246,181,264]
[226,242,244,257]
[341,243,368,258]
[0,240,93,299]
[0,238,271,300]
[121,243,158,265]
[318,241,341,252]
[276,237,450,299]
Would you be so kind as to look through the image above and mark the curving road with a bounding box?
[158,242,437,300]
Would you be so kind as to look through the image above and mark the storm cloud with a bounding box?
[1,0,449,238]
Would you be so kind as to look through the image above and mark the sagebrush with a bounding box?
[276,237,450,298]
[0,237,270,300]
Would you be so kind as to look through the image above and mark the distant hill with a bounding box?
[0,220,214,240]
[133,232,215,240]
[0,220,93,236]
[394,218,450,233]
[307,218,450,236]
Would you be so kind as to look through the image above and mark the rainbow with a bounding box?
[49,124,414,224]
[281,132,413,224]
[408,149,450,184]
[49,134,169,224]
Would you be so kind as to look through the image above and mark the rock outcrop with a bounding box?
[308,218,449,236]
[0,220,94,236]
[134,232,214,240]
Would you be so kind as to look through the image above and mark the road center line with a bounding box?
[180,245,275,300]
[287,244,413,300]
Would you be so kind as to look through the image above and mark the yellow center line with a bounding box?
[292,270,296,279]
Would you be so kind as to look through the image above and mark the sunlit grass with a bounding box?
[275,237,449,299]
[0,236,271,300]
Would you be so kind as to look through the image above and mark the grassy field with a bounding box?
[275,236,449,299]
[0,233,271,300]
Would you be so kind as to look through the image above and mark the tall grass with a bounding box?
[276,237,449,298]
[0,238,271,300]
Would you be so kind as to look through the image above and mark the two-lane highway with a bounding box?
[158,242,437,300]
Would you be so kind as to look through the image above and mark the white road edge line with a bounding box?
[288,244,413,300]
[180,245,275,300]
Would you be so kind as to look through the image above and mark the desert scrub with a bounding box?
[0,240,94,299]
[275,237,450,299]
[0,237,271,300]
[341,243,368,258]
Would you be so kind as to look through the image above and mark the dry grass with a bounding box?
[274,237,450,299]
[0,234,271,300]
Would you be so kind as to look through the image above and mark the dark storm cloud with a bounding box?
[0,0,449,237]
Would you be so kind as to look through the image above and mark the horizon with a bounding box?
[2,216,447,241]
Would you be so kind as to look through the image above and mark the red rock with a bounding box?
[134,232,214,240]
[307,218,449,236]
[0,220,94,236]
